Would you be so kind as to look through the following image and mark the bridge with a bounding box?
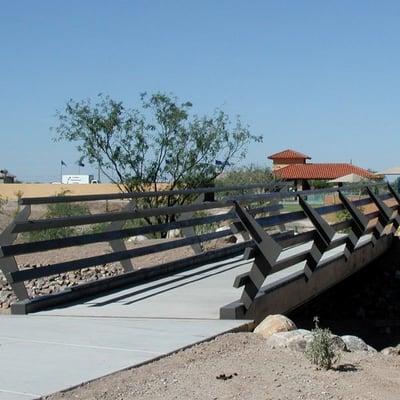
[0,182,398,399]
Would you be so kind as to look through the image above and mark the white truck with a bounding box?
[61,174,98,184]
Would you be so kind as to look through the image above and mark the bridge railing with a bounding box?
[0,181,398,314]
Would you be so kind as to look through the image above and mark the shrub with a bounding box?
[305,317,341,370]
[24,190,89,241]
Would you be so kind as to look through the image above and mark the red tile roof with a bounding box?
[268,149,311,160]
[274,163,376,180]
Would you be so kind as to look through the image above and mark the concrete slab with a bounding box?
[0,390,37,400]
[0,232,375,399]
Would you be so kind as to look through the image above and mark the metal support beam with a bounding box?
[232,201,282,310]
[176,194,204,255]
[338,190,372,247]
[298,195,338,279]
[0,206,31,300]
[105,201,135,272]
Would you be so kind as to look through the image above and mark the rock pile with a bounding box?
[0,263,124,310]
[254,314,384,354]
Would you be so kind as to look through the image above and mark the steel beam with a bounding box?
[0,206,31,300]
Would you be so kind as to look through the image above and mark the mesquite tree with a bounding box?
[54,93,262,231]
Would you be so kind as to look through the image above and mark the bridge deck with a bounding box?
[0,236,372,399]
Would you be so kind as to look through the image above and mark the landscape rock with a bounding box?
[269,329,314,352]
[127,235,148,243]
[254,314,297,338]
[166,229,181,239]
[341,335,375,352]
[330,335,348,352]
[266,329,347,353]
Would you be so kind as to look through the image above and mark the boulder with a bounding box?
[254,314,297,338]
[381,347,400,356]
[341,335,376,352]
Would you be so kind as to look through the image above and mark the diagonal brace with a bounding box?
[232,201,282,309]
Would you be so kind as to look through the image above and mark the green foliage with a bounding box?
[25,191,89,242]
[217,164,275,187]
[393,177,400,194]
[192,210,221,236]
[215,164,279,205]
[335,209,351,223]
[309,180,332,189]
[305,317,341,370]
[53,93,262,236]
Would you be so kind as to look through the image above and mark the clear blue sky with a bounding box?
[1,0,399,182]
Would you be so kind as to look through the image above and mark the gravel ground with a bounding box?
[43,332,400,400]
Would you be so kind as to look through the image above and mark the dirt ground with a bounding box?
[43,332,400,400]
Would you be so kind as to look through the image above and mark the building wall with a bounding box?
[272,158,306,171]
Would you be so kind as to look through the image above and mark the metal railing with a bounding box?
[0,181,398,314]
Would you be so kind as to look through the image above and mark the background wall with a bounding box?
[0,184,122,199]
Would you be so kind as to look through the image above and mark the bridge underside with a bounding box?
[221,234,395,323]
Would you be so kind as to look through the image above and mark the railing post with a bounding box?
[0,206,31,300]
[176,194,204,255]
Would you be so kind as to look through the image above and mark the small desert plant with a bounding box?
[305,317,341,370]
[0,194,7,214]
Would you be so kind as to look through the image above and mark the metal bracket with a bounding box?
[0,206,31,300]
[232,201,282,310]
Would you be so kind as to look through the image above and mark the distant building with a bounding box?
[268,149,377,189]
[0,170,16,184]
